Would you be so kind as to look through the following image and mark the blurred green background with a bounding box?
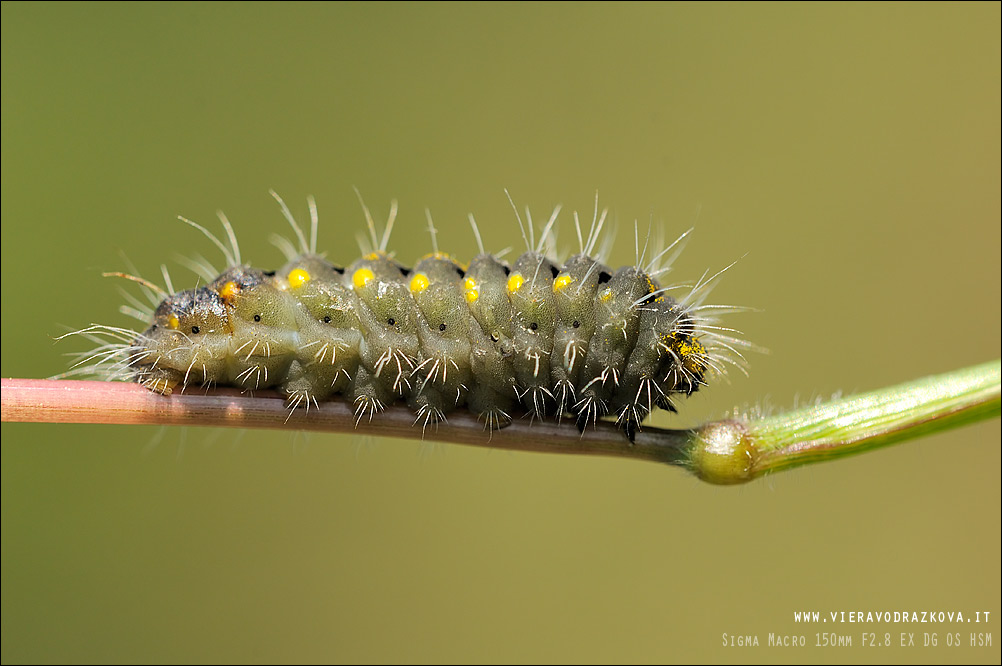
[2,3,999,663]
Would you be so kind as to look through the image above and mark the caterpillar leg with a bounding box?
[552,378,576,420]
[572,367,616,433]
[573,394,610,434]
[516,383,554,421]
[615,405,648,444]
[138,367,183,396]
[467,386,515,436]
[284,389,320,418]
[408,384,451,436]
[349,368,393,426]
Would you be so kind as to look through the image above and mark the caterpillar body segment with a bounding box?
[506,251,560,419]
[278,255,362,404]
[81,194,751,442]
[573,267,652,434]
[211,266,300,392]
[463,253,517,361]
[346,252,422,408]
[407,253,474,429]
[613,296,692,440]
[461,253,519,432]
[551,253,609,416]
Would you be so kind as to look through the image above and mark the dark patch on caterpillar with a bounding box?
[67,191,753,441]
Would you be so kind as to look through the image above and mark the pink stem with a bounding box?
[1,379,692,465]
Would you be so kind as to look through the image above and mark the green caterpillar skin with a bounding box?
[461,254,518,429]
[573,267,651,432]
[278,255,362,405]
[211,267,300,391]
[122,204,739,440]
[344,252,422,419]
[550,253,609,416]
[506,251,560,418]
[406,253,474,427]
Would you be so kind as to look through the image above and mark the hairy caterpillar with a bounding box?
[66,191,752,441]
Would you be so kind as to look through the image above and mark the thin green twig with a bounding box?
[689,359,1000,483]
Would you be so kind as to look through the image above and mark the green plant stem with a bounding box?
[750,359,1001,476]
[2,359,999,484]
[685,359,1000,483]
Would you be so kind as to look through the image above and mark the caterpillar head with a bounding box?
[130,287,230,395]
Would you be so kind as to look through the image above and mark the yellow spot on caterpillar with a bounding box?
[600,288,613,302]
[410,273,429,293]
[464,276,479,303]
[219,281,239,302]
[553,274,573,292]
[167,314,180,330]
[681,339,707,370]
[352,268,374,289]
[363,252,381,261]
[287,268,311,288]
[507,273,524,293]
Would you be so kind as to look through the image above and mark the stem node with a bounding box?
[689,420,755,485]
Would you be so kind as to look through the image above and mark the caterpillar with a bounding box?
[65,191,752,442]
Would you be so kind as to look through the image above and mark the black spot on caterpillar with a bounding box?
[64,191,753,441]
